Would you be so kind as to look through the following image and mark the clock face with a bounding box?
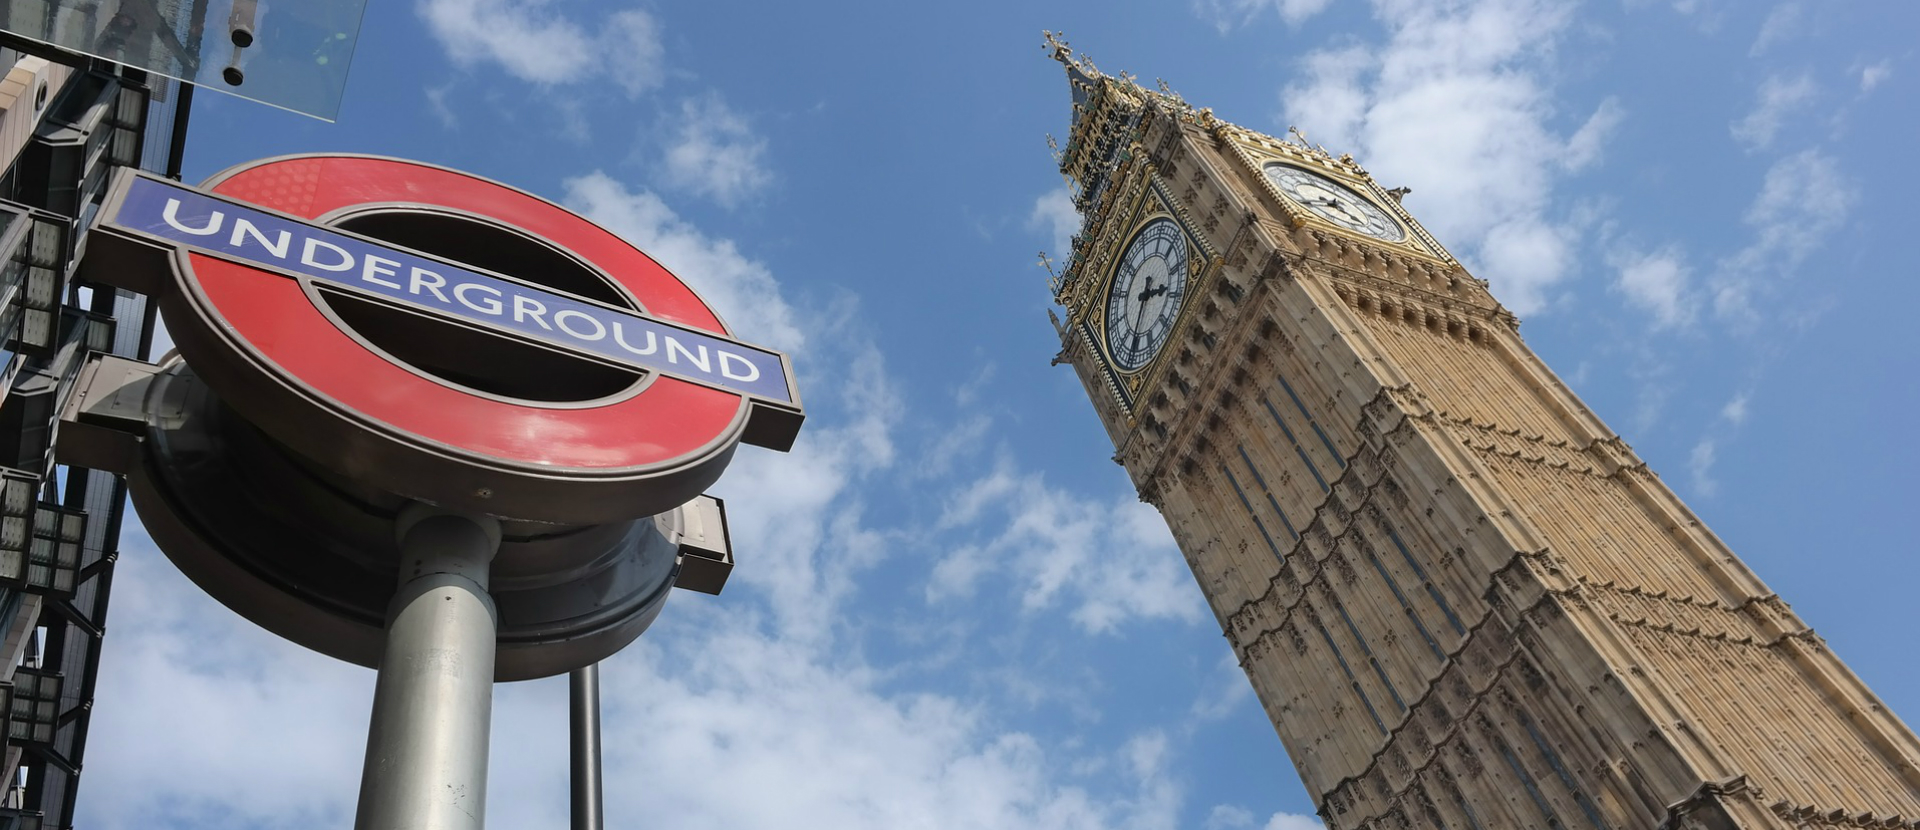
[1104,218,1190,373]
[1263,163,1406,242]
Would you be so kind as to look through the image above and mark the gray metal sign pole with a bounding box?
[354,505,504,830]
[569,663,605,830]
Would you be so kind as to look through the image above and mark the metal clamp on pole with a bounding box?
[354,504,503,830]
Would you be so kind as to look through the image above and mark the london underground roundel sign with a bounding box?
[87,156,802,524]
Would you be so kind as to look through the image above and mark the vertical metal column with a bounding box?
[569,663,605,830]
[354,504,503,830]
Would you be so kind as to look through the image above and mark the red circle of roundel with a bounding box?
[195,155,745,472]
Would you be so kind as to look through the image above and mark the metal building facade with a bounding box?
[0,31,187,830]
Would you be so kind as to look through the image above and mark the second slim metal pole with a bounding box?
[570,662,605,830]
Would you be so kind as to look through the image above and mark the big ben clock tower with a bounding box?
[1040,34,1920,830]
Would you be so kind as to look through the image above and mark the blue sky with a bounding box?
[75,1,1918,829]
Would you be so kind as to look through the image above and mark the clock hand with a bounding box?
[1305,197,1361,223]
[1133,276,1157,328]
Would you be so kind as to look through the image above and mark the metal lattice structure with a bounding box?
[0,31,188,829]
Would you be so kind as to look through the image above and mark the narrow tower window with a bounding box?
[1277,373,1345,468]
[1221,464,1283,560]
[1328,591,1405,713]
[1260,396,1329,492]
[1385,524,1466,637]
[1520,711,1609,830]
[1495,731,1565,828]
[1362,545,1444,662]
[1236,445,1300,540]
[1314,619,1388,735]
[1444,778,1489,830]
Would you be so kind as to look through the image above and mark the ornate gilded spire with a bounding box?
[1043,30,1101,78]
[1043,30,1072,65]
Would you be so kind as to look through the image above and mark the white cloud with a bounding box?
[75,551,370,830]
[1563,97,1625,171]
[1741,149,1853,259]
[1279,0,1336,25]
[929,461,1204,634]
[425,83,457,129]
[1748,2,1803,56]
[1279,0,1616,315]
[602,10,667,97]
[1192,0,1335,32]
[1478,219,1574,315]
[661,95,774,208]
[706,344,902,644]
[1713,149,1855,322]
[1208,804,1257,830]
[418,0,663,95]
[1683,391,1751,501]
[1627,354,1673,434]
[1264,812,1327,830]
[1030,187,1081,262]
[1721,390,1750,426]
[1612,247,1694,328]
[1663,0,1731,31]
[1729,73,1817,151]
[85,536,1196,830]
[954,363,998,408]
[583,625,1187,830]
[914,412,989,482]
[1281,46,1373,148]
[1860,60,1892,93]
[1189,650,1255,721]
[1689,438,1718,496]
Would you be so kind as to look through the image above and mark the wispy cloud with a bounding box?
[1748,2,1804,56]
[1730,72,1818,150]
[1208,804,1258,830]
[930,459,1204,634]
[1189,651,1255,721]
[601,10,668,98]
[661,95,774,209]
[76,552,368,830]
[1265,813,1327,830]
[424,83,458,129]
[418,0,664,96]
[1029,187,1080,261]
[1687,388,1756,497]
[1713,148,1855,322]
[1859,60,1892,93]
[1192,0,1335,32]
[1612,246,1695,328]
[1721,390,1751,426]
[1277,0,1619,315]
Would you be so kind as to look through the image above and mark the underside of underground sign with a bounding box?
[61,154,803,678]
